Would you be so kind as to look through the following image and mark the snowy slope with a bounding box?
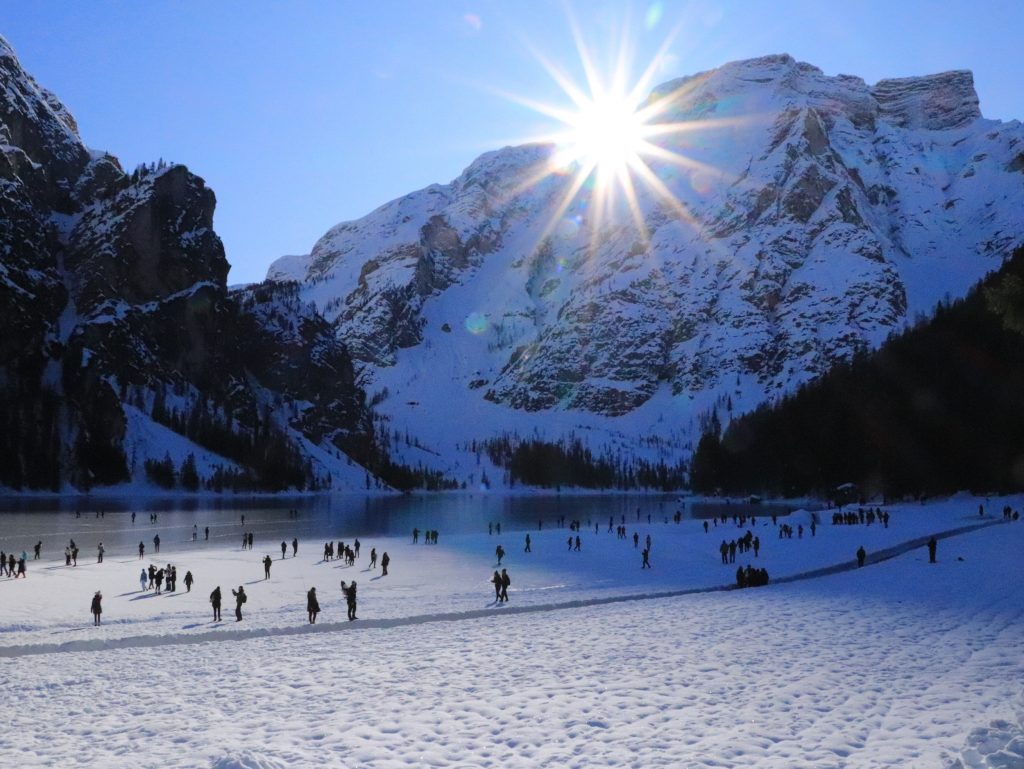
[1,496,1022,767]
[269,55,1024,481]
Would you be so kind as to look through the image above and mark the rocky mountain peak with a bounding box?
[872,70,980,130]
[1,36,378,491]
[266,55,1024,480]
[0,35,88,212]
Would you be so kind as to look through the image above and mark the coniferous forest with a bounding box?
[690,246,1024,499]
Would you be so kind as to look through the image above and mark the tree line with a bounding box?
[690,246,1024,499]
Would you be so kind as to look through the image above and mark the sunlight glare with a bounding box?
[487,7,745,255]
[559,94,647,173]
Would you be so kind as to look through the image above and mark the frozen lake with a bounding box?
[0,493,794,559]
[1,494,1022,768]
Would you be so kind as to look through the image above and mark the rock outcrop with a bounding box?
[0,36,374,490]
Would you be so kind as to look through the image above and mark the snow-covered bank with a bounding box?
[1,495,1022,767]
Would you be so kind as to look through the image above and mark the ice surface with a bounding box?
[0,494,1022,767]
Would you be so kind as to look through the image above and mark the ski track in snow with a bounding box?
[1,496,1022,768]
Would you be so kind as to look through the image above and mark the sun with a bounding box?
[491,17,735,252]
[558,93,648,174]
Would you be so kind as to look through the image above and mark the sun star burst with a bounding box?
[495,16,740,256]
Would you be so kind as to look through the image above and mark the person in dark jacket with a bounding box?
[210,586,222,621]
[491,570,502,601]
[341,580,357,620]
[91,591,103,625]
[281,541,287,559]
[263,554,273,579]
[184,570,194,592]
[307,587,320,624]
[292,538,298,556]
[927,537,937,563]
[856,546,867,567]
[380,551,390,576]
[153,534,160,554]
[232,586,246,621]
[500,568,510,602]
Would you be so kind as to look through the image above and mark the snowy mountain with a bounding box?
[269,54,1024,482]
[0,36,376,491]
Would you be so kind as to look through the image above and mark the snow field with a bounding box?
[1,496,1023,768]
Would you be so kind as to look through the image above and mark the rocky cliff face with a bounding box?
[269,54,1024,478]
[0,36,374,490]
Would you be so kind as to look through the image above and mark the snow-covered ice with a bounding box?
[1,495,1022,768]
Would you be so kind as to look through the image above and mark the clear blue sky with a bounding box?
[3,0,1022,284]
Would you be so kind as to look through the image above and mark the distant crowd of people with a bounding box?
[5,499,1021,631]
[833,508,890,527]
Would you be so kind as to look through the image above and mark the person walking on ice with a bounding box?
[495,545,505,566]
[524,534,531,553]
[153,534,160,554]
[491,570,502,602]
[281,541,287,559]
[500,568,510,602]
[369,548,377,569]
[139,569,148,592]
[856,546,867,568]
[90,591,102,626]
[263,554,273,580]
[231,585,246,621]
[210,586,222,621]
[381,551,390,576]
[341,580,357,620]
[184,570,193,592]
[927,537,937,564]
[641,548,651,569]
[307,587,320,624]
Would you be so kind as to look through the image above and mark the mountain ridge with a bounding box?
[266,54,1024,485]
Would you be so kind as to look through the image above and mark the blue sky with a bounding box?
[3,0,1022,284]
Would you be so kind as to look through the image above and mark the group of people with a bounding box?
[412,528,440,544]
[832,508,890,527]
[719,533,760,564]
[490,568,510,602]
[0,550,27,578]
[139,563,192,593]
[735,565,769,588]
[321,539,358,564]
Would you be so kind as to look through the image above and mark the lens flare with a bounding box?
[464,312,489,335]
